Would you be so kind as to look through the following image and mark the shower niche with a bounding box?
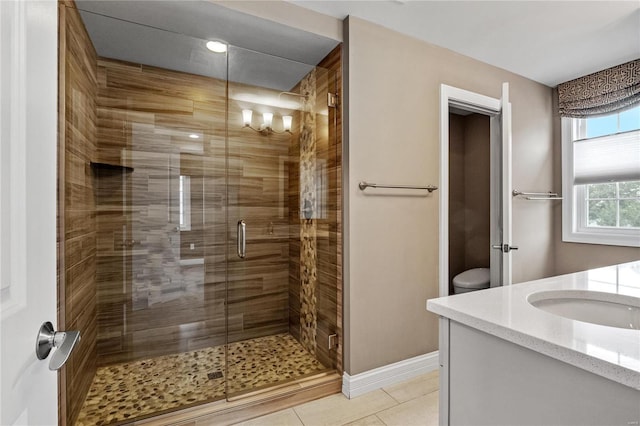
[59,2,342,425]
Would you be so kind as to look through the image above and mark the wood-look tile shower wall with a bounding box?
[59,4,98,425]
[94,58,228,365]
[94,59,299,365]
[319,46,343,374]
[225,89,292,345]
[288,46,342,370]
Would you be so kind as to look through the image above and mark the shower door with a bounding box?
[85,9,232,422]
[225,46,339,397]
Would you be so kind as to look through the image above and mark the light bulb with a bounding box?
[242,109,253,126]
[262,112,273,128]
[206,41,227,53]
[282,116,292,132]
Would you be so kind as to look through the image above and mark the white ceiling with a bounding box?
[290,0,640,87]
[76,1,339,91]
[74,1,638,88]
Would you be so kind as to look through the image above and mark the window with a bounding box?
[562,105,640,247]
[179,175,191,231]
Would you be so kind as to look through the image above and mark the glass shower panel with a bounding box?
[81,8,230,423]
[70,5,339,423]
[126,129,206,356]
[226,46,338,397]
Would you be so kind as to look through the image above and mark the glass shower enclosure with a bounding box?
[64,5,340,424]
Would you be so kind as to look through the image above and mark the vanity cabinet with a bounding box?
[439,319,639,425]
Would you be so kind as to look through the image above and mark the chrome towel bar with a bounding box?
[359,181,438,193]
[512,190,563,200]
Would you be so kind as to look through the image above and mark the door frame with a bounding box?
[438,84,502,298]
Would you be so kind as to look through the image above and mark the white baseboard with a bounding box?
[341,351,439,399]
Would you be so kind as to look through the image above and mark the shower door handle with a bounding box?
[237,220,246,259]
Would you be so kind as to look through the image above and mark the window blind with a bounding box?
[573,130,640,185]
[558,59,640,118]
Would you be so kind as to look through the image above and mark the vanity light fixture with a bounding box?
[282,115,292,132]
[242,109,292,135]
[205,40,227,53]
[188,134,200,139]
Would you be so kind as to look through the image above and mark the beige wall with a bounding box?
[551,93,639,275]
[205,4,637,376]
[345,17,555,375]
[554,240,640,275]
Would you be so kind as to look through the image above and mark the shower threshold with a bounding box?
[76,333,334,425]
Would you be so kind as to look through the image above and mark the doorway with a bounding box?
[438,84,513,297]
[448,110,491,295]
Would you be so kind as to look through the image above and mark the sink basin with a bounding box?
[527,290,640,330]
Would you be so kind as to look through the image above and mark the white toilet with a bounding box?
[452,268,490,294]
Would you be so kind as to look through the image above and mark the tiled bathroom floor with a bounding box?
[76,333,327,426]
[233,370,440,426]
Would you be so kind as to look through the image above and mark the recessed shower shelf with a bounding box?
[90,161,134,173]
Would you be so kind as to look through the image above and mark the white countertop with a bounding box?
[427,261,640,390]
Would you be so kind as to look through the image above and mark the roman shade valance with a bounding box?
[558,59,640,118]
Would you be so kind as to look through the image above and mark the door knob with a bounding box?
[35,321,81,371]
[492,244,519,253]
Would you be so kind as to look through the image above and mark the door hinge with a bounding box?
[328,333,338,350]
[327,93,338,108]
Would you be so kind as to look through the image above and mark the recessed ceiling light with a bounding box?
[189,134,200,139]
[206,41,227,53]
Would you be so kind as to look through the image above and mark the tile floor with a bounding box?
[232,370,440,426]
[76,334,327,426]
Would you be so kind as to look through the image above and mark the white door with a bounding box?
[489,82,514,287]
[0,1,59,424]
[499,82,514,285]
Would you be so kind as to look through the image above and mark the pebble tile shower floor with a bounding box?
[76,334,327,425]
